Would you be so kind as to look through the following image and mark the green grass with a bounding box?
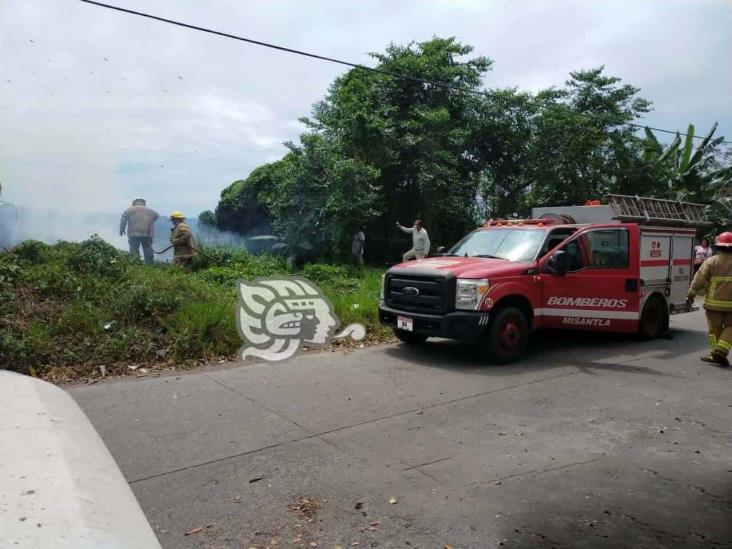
[0,237,388,379]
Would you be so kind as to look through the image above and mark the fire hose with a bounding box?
[152,245,231,266]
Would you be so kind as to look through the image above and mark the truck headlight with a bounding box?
[380,274,386,300]
[455,278,490,310]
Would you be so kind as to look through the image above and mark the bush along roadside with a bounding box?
[0,237,390,381]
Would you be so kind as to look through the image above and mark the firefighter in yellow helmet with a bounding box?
[688,231,732,367]
[169,211,196,270]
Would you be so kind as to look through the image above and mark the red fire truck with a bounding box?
[379,195,710,363]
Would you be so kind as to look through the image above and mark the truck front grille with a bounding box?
[385,273,453,313]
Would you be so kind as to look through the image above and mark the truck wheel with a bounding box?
[638,295,668,340]
[393,328,428,345]
[484,306,528,364]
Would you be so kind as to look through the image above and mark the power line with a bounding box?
[77,0,730,145]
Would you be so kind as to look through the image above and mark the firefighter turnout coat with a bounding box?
[689,253,732,311]
[170,222,196,260]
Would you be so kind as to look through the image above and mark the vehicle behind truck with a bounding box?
[379,195,710,363]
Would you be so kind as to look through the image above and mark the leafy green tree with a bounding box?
[473,89,540,218]
[197,210,216,228]
[263,135,380,260]
[214,161,288,235]
[310,37,493,245]
[213,40,720,259]
[525,67,653,207]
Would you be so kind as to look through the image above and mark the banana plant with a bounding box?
[650,123,730,202]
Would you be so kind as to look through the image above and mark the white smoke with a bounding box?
[0,205,254,260]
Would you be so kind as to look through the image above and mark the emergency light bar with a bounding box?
[483,218,558,227]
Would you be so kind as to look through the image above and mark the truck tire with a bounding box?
[638,295,668,340]
[484,306,528,364]
[393,328,428,345]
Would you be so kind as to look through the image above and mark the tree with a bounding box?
[310,37,493,245]
[214,161,287,235]
[525,67,654,207]
[197,210,216,228]
[652,123,731,203]
[262,135,380,260]
[213,39,713,260]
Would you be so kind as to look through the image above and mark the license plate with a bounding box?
[397,315,413,332]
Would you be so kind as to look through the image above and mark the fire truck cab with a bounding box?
[379,195,710,363]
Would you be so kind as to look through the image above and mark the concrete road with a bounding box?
[68,310,732,548]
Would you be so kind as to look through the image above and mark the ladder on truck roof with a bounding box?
[606,194,712,228]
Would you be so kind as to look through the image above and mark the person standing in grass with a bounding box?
[119,198,158,265]
[351,227,366,265]
[169,211,196,270]
[396,219,430,262]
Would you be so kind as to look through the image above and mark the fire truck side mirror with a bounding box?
[547,250,569,276]
[436,246,447,255]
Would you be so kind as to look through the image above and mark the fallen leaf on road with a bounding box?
[416,410,424,415]
[249,476,264,483]
[233,495,242,503]
[184,527,203,536]
[290,495,320,519]
[444,545,454,549]
[310,542,318,547]
[354,502,363,510]
[389,497,398,504]
[370,522,380,527]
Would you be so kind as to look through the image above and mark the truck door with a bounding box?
[538,226,640,332]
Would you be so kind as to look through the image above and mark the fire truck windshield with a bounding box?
[447,228,547,262]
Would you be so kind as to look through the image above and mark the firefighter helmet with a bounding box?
[714,232,732,248]
[169,211,186,220]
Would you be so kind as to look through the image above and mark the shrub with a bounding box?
[66,235,126,277]
[112,281,184,323]
[0,256,22,285]
[10,240,51,264]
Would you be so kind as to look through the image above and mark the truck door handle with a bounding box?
[625,279,638,292]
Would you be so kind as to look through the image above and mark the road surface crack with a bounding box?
[129,370,578,484]
[466,458,599,487]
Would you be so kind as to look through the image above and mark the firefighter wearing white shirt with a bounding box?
[396,219,430,262]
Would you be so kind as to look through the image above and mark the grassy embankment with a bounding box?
[0,237,389,381]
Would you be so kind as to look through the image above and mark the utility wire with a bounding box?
[77,0,730,145]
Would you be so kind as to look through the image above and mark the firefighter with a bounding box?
[119,198,159,265]
[169,211,196,270]
[687,231,732,367]
[396,219,430,262]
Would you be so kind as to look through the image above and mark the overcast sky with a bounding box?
[1,0,730,218]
